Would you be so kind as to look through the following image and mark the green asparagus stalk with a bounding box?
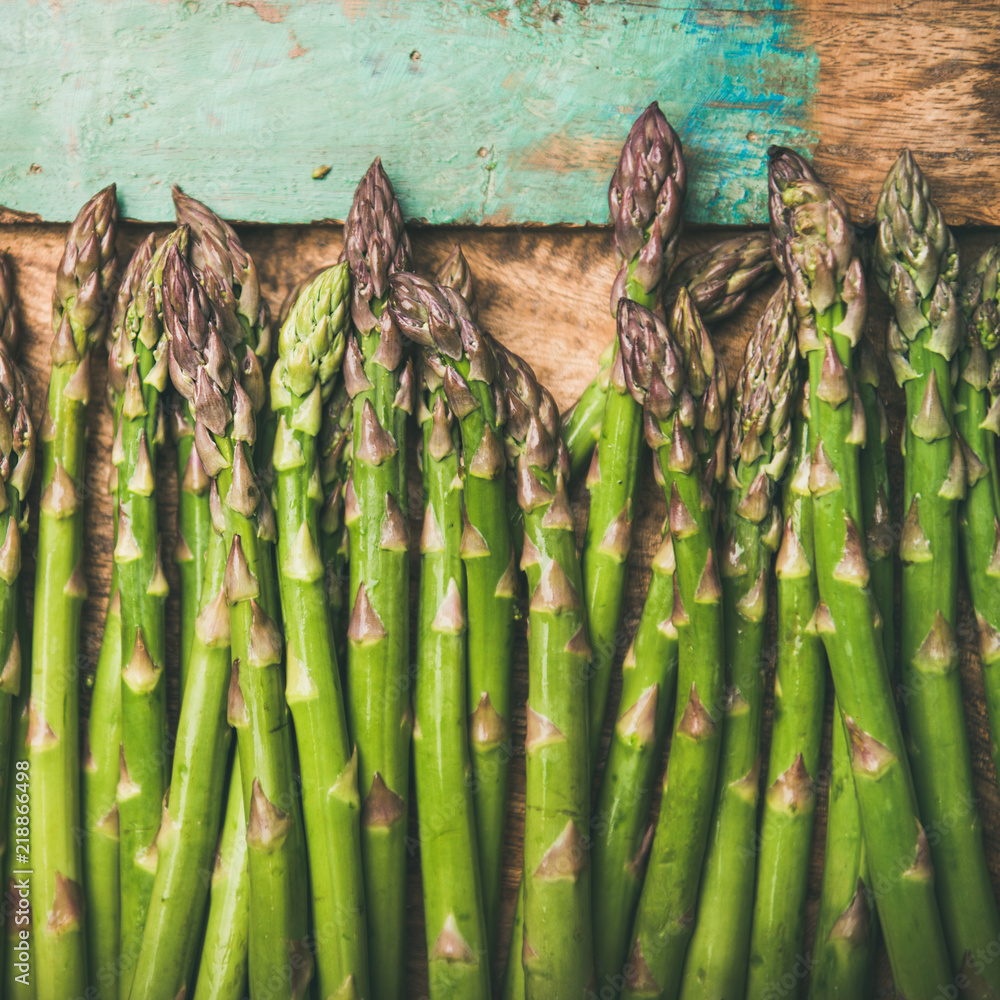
[588,233,777,990]
[873,150,1000,991]
[273,264,371,999]
[4,659,32,1000]
[560,231,774,483]
[494,346,593,999]
[163,245,312,999]
[560,343,614,486]
[112,228,181,998]
[318,381,353,669]
[746,404,830,999]
[192,756,250,1000]
[590,531,677,992]
[413,382,491,998]
[590,289,690,994]
[0,266,34,996]
[664,231,775,322]
[618,291,728,1000]
[587,104,685,775]
[172,186,279,606]
[808,720,876,999]
[173,396,212,694]
[279,267,326,329]
[30,185,118,999]
[128,504,232,999]
[0,256,33,896]
[342,157,414,1000]
[389,264,516,962]
[607,102,685,313]
[807,314,886,1000]
[958,244,1000,792]
[856,341,895,673]
[679,282,797,1000]
[83,233,154,1000]
[769,145,953,998]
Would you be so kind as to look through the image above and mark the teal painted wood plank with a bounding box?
[0,0,818,225]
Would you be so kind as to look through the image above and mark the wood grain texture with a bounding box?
[3,219,1000,998]
[807,0,1000,227]
[1,0,818,225]
[4,1,1000,227]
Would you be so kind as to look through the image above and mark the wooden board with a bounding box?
[4,216,1000,997]
[2,0,998,227]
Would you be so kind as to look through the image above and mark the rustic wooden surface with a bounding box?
[3,0,1000,227]
[3,218,1000,999]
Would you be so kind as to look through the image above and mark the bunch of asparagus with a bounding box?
[5,99,1000,1000]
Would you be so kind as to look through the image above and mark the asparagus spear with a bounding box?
[561,232,774,484]
[746,402,830,999]
[493,345,594,999]
[873,150,1000,990]
[342,157,414,1000]
[172,187,278,611]
[163,246,312,999]
[679,282,796,1000]
[0,268,35,999]
[30,185,118,999]
[192,756,250,1000]
[856,341,895,675]
[127,493,231,999]
[435,243,480,320]
[807,341,890,998]
[808,723,876,999]
[0,257,33,886]
[589,534,677,993]
[4,659,32,1000]
[620,290,728,1000]
[173,393,212,694]
[318,381,353,668]
[589,232,778,989]
[389,263,516,961]
[587,103,685,775]
[414,383,492,998]
[769,146,953,998]
[273,264,371,999]
[560,343,614,486]
[112,227,181,998]
[958,244,1000,789]
[664,231,775,322]
[82,233,154,1000]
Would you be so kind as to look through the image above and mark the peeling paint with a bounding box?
[227,0,289,24]
[0,0,819,224]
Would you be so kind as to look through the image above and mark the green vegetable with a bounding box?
[958,245,1000,790]
[499,345,593,999]
[769,145,952,999]
[746,409,829,999]
[82,233,153,1000]
[192,759,250,1000]
[390,263,515,962]
[163,239,311,1000]
[111,228,180,998]
[273,264,370,999]
[874,150,1000,992]
[30,185,118,999]
[619,291,728,1000]
[342,158,414,1000]
[679,281,797,1000]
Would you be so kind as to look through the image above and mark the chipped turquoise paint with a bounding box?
[0,0,818,225]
